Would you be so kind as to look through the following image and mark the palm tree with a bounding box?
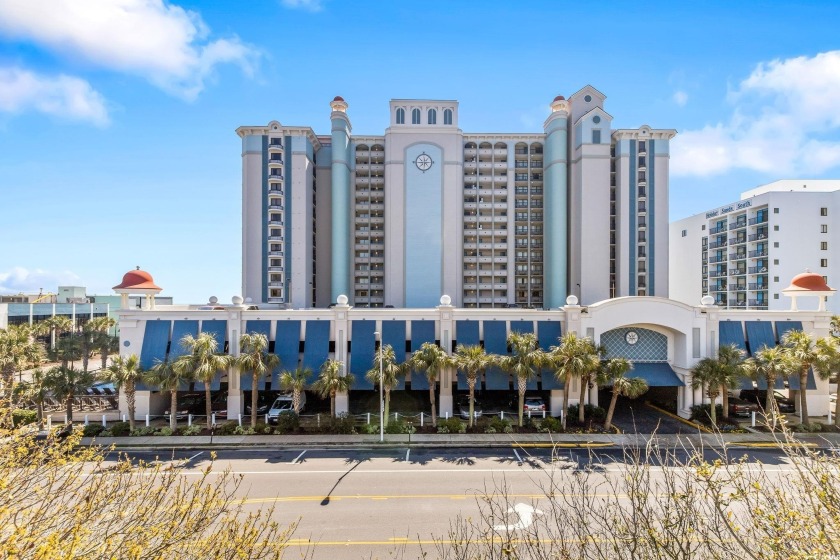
[0,324,43,398]
[690,357,728,427]
[145,359,194,431]
[597,358,647,432]
[174,333,232,429]
[279,367,311,414]
[38,316,73,350]
[236,333,280,428]
[365,344,405,428]
[548,332,601,429]
[743,346,791,429]
[409,342,450,428]
[51,334,83,369]
[87,316,117,371]
[782,329,835,424]
[313,359,354,418]
[14,368,50,428]
[717,343,746,420]
[104,354,144,431]
[498,332,545,427]
[451,345,490,427]
[815,336,840,427]
[45,365,95,425]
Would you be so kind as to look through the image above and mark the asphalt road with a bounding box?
[99,445,806,559]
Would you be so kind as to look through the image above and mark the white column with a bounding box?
[437,298,454,418]
[334,298,351,415]
[226,312,243,419]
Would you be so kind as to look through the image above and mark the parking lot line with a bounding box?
[291,450,307,464]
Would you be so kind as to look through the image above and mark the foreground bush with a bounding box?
[0,405,299,559]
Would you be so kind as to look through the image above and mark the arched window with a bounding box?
[396,108,405,124]
[444,108,453,125]
[428,109,437,125]
[411,108,421,124]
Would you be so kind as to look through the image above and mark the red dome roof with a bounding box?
[784,271,833,292]
[333,95,345,102]
[113,268,162,291]
[553,95,566,102]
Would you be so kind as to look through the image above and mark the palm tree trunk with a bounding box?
[604,390,619,432]
[170,390,178,431]
[330,389,336,418]
[721,386,730,420]
[82,350,89,373]
[429,381,437,428]
[562,374,571,430]
[251,373,259,428]
[710,395,717,427]
[384,387,391,427]
[578,377,588,424]
[766,382,776,429]
[127,384,136,432]
[204,384,212,430]
[36,401,44,429]
[293,389,300,414]
[518,376,527,427]
[468,377,476,428]
[101,351,108,371]
[65,396,73,425]
[799,368,810,424]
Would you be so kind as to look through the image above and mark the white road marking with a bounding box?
[291,450,307,464]
[493,503,544,531]
[512,448,523,464]
[405,449,410,462]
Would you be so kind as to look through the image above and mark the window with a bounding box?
[411,108,421,124]
[774,276,779,282]
[702,225,706,231]
[774,259,779,265]
[638,156,646,167]
[681,229,687,237]
[774,225,779,231]
[638,185,646,197]
[824,275,829,284]
[592,130,601,144]
[638,140,646,153]
[444,109,453,125]
[774,242,779,248]
[774,208,779,214]
[774,294,779,300]
[821,224,828,233]
[821,207,828,216]
[396,108,405,124]
[638,171,646,182]
[821,259,828,267]
[428,109,436,125]
[822,241,828,250]
[638,201,646,212]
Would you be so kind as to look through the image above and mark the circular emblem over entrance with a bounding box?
[625,331,639,345]
[414,152,433,172]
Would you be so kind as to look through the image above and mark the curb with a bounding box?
[644,402,712,433]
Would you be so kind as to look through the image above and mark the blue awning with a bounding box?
[538,321,563,390]
[382,320,406,390]
[631,362,684,387]
[241,320,271,391]
[138,321,171,390]
[169,320,199,391]
[776,321,817,390]
[350,320,376,390]
[719,321,752,390]
[195,320,227,391]
[484,321,510,390]
[302,321,330,376]
[409,321,436,391]
[509,320,537,390]
[455,320,479,390]
[272,320,301,390]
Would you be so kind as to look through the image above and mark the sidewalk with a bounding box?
[81,431,840,450]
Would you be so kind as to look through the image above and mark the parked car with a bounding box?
[457,395,483,419]
[164,393,206,420]
[728,397,760,417]
[211,393,228,419]
[523,396,546,413]
[739,389,796,413]
[245,392,276,416]
[266,393,306,424]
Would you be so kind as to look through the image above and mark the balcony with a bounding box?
[729,253,747,260]
[709,241,727,249]
[749,216,768,225]
[709,226,727,234]
[748,300,768,308]
[748,250,768,258]
[748,284,768,291]
[728,220,747,230]
[709,269,727,278]
[748,233,769,242]
[729,269,746,276]
[748,266,769,274]
[268,142,283,152]
[731,236,747,245]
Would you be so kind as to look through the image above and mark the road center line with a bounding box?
[291,450,307,464]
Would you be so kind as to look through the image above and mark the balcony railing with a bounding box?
[749,216,768,225]
[709,226,727,234]
[748,250,768,258]
[748,266,769,274]
[728,221,747,230]
[748,284,768,291]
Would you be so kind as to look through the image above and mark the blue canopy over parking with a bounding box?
[195,320,227,391]
[746,321,784,390]
[350,320,376,390]
[537,321,563,389]
[409,320,436,391]
[240,320,271,391]
[272,320,301,390]
[455,320,479,390]
[776,320,817,390]
[629,362,684,387]
[483,321,510,390]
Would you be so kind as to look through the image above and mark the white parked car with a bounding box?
[266,393,306,424]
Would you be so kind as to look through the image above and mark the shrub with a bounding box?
[385,419,416,434]
[273,413,300,434]
[130,426,157,436]
[489,416,512,433]
[567,404,607,423]
[689,404,725,424]
[108,421,131,437]
[538,416,563,433]
[82,424,106,437]
[12,409,37,427]
[214,422,239,436]
[437,417,466,434]
[324,413,356,434]
[360,423,380,435]
[233,425,256,435]
[156,427,174,436]
[181,425,202,436]
[793,422,823,433]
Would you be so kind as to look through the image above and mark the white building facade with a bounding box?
[236,88,676,310]
[670,180,840,313]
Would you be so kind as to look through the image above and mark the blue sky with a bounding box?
[2,0,840,303]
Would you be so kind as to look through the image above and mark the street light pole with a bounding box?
[374,331,383,443]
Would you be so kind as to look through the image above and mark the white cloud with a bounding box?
[672,51,840,177]
[0,66,109,125]
[672,90,688,107]
[281,0,323,12]
[0,0,260,100]
[0,267,83,295]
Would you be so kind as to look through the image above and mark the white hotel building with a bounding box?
[236,87,676,310]
[670,180,840,313]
